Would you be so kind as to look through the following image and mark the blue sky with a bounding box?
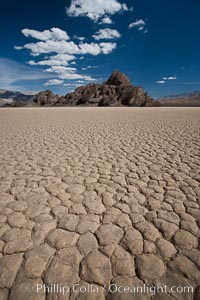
[0,0,200,98]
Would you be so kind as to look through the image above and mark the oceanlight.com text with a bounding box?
[32,283,194,296]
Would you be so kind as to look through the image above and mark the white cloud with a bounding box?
[16,39,117,56]
[129,19,146,29]
[15,26,117,87]
[139,26,144,31]
[99,17,113,24]
[14,46,23,50]
[22,28,70,41]
[157,76,177,84]
[86,65,98,69]
[20,28,111,57]
[60,73,95,80]
[28,54,75,67]
[44,79,64,86]
[73,35,86,41]
[78,41,117,55]
[20,40,80,56]
[63,83,82,87]
[99,42,117,54]
[82,65,98,70]
[66,0,128,21]
[46,66,77,74]
[166,76,177,80]
[122,3,129,11]
[78,42,102,55]
[128,19,148,33]
[93,28,121,40]
[53,54,76,61]
[45,65,95,81]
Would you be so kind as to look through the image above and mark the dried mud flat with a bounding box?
[0,107,200,300]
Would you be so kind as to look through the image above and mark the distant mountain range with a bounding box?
[158,91,200,106]
[0,89,36,106]
[1,79,200,107]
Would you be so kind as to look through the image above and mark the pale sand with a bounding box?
[0,107,200,300]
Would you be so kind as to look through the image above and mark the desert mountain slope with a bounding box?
[158,91,200,107]
[0,89,35,107]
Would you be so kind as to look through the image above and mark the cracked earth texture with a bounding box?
[0,107,199,300]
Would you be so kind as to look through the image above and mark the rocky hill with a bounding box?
[158,91,200,107]
[33,71,160,107]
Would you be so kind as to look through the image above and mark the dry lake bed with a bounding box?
[0,107,200,300]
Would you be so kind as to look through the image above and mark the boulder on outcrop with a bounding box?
[105,70,131,86]
[33,90,60,106]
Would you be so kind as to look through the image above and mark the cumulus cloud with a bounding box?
[99,17,113,24]
[22,28,70,41]
[20,40,79,56]
[93,28,121,40]
[14,46,23,50]
[78,42,102,55]
[73,35,85,41]
[44,65,95,81]
[28,54,75,67]
[128,19,147,32]
[60,73,95,80]
[44,79,64,86]
[16,39,117,56]
[156,80,165,84]
[163,76,177,80]
[63,83,82,87]
[156,76,177,84]
[15,26,117,85]
[128,19,145,29]
[46,66,77,74]
[82,65,99,70]
[66,0,128,21]
[85,65,98,69]
[77,80,85,83]
[99,42,116,54]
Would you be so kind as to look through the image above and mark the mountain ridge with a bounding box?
[0,89,36,106]
[158,91,200,107]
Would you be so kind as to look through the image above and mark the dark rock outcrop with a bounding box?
[63,71,160,107]
[33,90,61,106]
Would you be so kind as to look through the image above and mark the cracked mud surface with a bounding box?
[0,107,199,300]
